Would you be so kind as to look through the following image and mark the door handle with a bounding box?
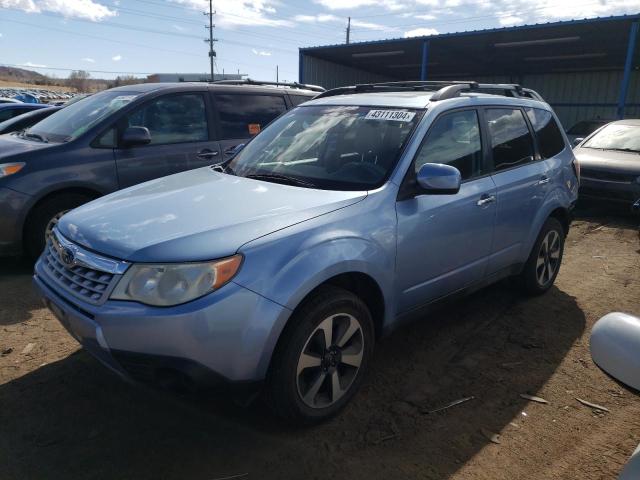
[537,176,550,185]
[197,150,219,159]
[476,194,496,207]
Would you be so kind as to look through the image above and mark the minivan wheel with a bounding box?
[25,193,94,258]
[266,285,374,424]
[520,217,565,295]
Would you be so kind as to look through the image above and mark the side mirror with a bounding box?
[572,137,584,148]
[121,126,151,147]
[416,163,461,194]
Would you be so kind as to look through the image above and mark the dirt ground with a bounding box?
[1,208,639,480]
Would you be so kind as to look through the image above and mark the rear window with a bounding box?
[525,108,565,159]
[289,94,312,106]
[214,94,287,140]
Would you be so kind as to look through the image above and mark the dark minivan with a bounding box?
[0,81,320,257]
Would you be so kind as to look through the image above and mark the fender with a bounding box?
[521,184,571,259]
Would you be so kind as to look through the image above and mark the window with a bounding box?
[227,105,421,191]
[94,127,116,148]
[125,94,208,146]
[486,108,535,172]
[289,94,311,106]
[0,109,19,122]
[526,108,565,158]
[414,110,483,181]
[214,94,287,140]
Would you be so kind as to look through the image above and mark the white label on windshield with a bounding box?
[365,110,415,122]
[112,95,138,103]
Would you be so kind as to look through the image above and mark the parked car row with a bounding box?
[0,87,77,104]
[14,80,581,423]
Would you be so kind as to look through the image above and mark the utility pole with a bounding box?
[204,0,217,82]
[276,65,279,84]
[346,16,351,44]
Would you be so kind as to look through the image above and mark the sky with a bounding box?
[0,0,638,82]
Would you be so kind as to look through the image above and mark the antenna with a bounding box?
[203,0,218,82]
[346,16,351,44]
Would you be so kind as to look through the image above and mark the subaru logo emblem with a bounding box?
[60,247,75,267]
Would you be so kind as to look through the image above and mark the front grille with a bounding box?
[581,168,636,184]
[43,240,117,304]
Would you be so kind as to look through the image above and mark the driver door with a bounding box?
[395,109,497,313]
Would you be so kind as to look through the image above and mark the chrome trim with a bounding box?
[51,228,130,275]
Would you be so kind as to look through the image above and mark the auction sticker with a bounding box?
[365,109,415,122]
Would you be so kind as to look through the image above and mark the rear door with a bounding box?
[114,92,220,188]
[211,92,288,162]
[483,107,550,274]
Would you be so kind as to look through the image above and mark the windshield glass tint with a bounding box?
[227,105,421,190]
[583,123,640,152]
[29,90,139,142]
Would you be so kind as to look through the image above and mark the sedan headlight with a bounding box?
[111,255,242,306]
[0,162,25,178]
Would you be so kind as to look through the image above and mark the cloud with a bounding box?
[0,0,116,21]
[315,0,404,10]
[112,54,122,61]
[251,48,272,56]
[170,0,293,28]
[415,14,436,20]
[20,61,47,68]
[172,24,185,31]
[499,15,523,26]
[81,57,95,62]
[0,33,3,37]
[404,27,438,37]
[294,13,390,31]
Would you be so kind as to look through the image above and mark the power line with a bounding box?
[0,63,154,75]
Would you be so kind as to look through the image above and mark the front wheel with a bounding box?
[520,217,565,295]
[266,285,374,424]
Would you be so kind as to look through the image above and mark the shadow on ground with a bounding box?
[0,257,39,326]
[0,280,586,480]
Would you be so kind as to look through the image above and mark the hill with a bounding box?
[0,66,49,83]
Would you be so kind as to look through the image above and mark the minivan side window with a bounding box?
[125,94,208,146]
[414,109,483,181]
[525,107,565,159]
[214,94,287,140]
[486,108,535,172]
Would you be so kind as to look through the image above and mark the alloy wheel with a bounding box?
[296,313,364,409]
[536,229,561,287]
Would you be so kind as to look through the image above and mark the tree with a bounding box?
[67,70,91,92]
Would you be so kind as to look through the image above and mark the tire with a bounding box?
[266,285,375,424]
[24,193,94,258]
[520,217,565,295]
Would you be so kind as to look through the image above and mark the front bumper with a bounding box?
[579,176,640,210]
[0,186,31,256]
[33,258,292,388]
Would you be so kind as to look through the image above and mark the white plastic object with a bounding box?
[590,312,640,391]
[619,444,640,480]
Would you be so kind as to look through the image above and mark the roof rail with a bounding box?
[212,78,325,93]
[315,80,544,102]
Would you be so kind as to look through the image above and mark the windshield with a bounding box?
[227,105,422,190]
[583,123,640,153]
[567,120,606,136]
[28,90,139,142]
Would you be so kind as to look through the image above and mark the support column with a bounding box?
[617,21,638,119]
[420,39,430,81]
[299,51,304,84]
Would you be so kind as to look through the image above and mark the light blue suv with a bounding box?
[33,81,579,423]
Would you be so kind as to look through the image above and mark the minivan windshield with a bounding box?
[27,90,139,142]
[583,123,640,153]
[227,105,422,190]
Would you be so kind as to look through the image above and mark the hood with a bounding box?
[575,147,640,175]
[58,167,366,262]
[0,132,55,159]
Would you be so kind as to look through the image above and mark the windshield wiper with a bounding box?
[22,131,48,143]
[246,173,316,188]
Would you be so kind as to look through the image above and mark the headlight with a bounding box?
[0,162,25,178]
[111,255,242,306]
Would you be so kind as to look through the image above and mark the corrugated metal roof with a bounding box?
[300,13,640,51]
